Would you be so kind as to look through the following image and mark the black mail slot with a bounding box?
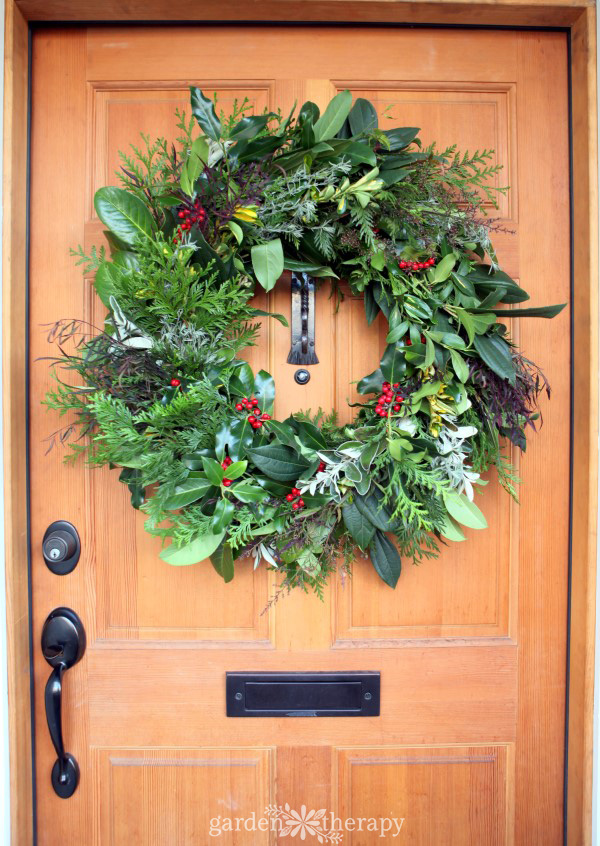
[226,672,380,717]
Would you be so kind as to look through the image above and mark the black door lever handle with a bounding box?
[41,608,86,798]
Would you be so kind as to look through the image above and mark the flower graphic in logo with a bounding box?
[265,805,342,843]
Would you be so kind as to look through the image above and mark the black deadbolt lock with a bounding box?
[42,521,80,575]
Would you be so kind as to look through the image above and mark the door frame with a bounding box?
[4,3,597,844]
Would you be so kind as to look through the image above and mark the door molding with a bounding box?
[4,3,596,844]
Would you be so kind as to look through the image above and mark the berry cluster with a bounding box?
[234,397,271,429]
[285,486,305,511]
[221,455,233,487]
[170,378,181,387]
[374,382,404,418]
[173,200,207,243]
[398,257,436,272]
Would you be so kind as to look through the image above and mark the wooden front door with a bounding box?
[29,25,570,844]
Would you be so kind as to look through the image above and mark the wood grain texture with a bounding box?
[2,2,33,844]
[568,7,599,846]
[24,23,573,846]
[13,0,593,26]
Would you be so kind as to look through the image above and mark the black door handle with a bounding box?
[41,608,86,798]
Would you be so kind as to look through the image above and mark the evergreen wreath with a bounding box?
[44,87,566,597]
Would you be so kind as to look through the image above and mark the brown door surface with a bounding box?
[29,26,570,845]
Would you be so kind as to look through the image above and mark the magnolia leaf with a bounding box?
[251,239,284,291]
[94,187,155,246]
[369,531,401,587]
[348,98,378,135]
[313,89,353,141]
[473,334,516,384]
[342,500,376,550]
[160,531,225,566]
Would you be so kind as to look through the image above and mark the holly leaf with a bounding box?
[230,480,269,504]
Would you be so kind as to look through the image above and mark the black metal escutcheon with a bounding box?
[287,272,319,366]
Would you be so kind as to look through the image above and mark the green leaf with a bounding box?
[163,477,213,510]
[263,419,298,449]
[380,344,407,384]
[160,531,225,566]
[450,349,470,383]
[296,421,327,451]
[439,515,466,542]
[229,361,255,397]
[229,113,275,140]
[473,334,516,384]
[484,303,567,319]
[313,90,353,142]
[211,498,235,533]
[254,369,275,415]
[283,258,338,279]
[94,187,155,246]
[470,313,497,335]
[230,480,269,504]
[357,368,384,395]
[342,500,376,550]
[432,253,456,283]
[202,457,225,486]
[225,460,247,481]
[190,87,221,141]
[466,265,530,304]
[341,141,377,166]
[251,239,284,292]
[382,127,420,150]
[94,262,119,308]
[404,295,432,321]
[228,417,255,461]
[299,101,320,125]
[247,445,309,481]
[443,492,488,529]
[227,220,244,244]
[386,320,409,344]
[354,493,396,532]
[210,541,234,582]
[423,336,436,369]
[348,98,378,135]
[369,530,401,588]
[180,136,209,196]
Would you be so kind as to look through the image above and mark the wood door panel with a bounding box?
[94,747,274,845]
[29,26,570,845]
[337,745,512,845]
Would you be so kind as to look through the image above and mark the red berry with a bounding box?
[170,378,181,387]
[396,396,404,403]
[318,462,326,472]
[235,403,243,411]
[262,414,271,420]
[382,382,390,389]
[223,479,232,487]
[292,502,300,511]
[399,260,407,268]
[178,210,185,219]
[381,410,388,417]
[297,499,305,507]
[254,408,262,416]
[242,397,248,403]
[252,421,262,429]
[292,487,301,496]
[251,398,258,406]
[406,339,412,346]
[421,335,426,343]
[393,383,399,388]
[393,404,401,412]
[286,493,295,502]
[375,406,383,414]
[248,416,256,424]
